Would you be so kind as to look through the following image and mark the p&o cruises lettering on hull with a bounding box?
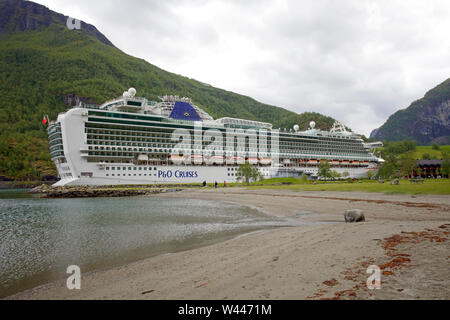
[47,88,384,186]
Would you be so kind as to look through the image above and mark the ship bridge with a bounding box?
[215,117,273,130]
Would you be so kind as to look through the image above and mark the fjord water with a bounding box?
[0,189,292,298]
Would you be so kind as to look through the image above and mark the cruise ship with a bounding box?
[47,88,383,186]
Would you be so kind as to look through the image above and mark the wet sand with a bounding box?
[7,188,450,300]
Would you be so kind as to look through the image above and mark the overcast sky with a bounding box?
[35,0,450,136]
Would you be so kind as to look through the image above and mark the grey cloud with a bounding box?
[35,0,450,136]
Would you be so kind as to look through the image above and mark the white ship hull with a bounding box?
[53,163,376,186]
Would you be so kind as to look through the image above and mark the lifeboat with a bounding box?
[169,155,185,164]
[247,157,259,165]
[260,157,272,165]
[228,156,245,164]
[307,159,318,165]
[186,155,203,164]
[208,155,224,165]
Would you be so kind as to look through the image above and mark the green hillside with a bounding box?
[410,146,450,160]
[378,142,450,159]
[0,3,337,181]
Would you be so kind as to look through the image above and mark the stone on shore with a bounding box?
[344,209,365,223]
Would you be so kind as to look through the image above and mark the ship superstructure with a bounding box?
[47,88,383,186]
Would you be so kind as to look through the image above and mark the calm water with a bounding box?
[0,189,294,298]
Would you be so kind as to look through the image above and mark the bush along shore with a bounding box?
[28,184,194,198]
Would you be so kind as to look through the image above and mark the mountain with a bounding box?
[0,0,338,181]
[0,0,113,46]
[371,78,450,145]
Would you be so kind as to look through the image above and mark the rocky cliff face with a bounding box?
[419,100,450,144]
[372,78,450,145]
[0,0,114,47]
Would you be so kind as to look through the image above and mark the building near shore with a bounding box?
[414,160,444,178]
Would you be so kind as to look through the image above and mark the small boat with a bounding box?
[260,157,272,165]
[208,155,225,164]
[228,156,245,164]
[185,155,203,164]
[169,155,185,164]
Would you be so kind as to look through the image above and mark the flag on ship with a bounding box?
[42,115,48,125]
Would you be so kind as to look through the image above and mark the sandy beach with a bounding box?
[7,188,450,300]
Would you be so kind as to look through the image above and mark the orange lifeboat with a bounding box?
[260,157,272,165]
[186,155,204,164]
[169,155,185,164]
[208,155,224,164]
[228,156,245,164]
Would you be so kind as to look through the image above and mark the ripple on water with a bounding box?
[0,190,293,298]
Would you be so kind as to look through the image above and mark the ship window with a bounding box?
[134,167,136,170]
[106,167,109,170]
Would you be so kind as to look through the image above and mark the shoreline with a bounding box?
[3,221,278,300]
[0,181,55,190]
[6,189,450,300]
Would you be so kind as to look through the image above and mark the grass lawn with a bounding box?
[242,178,450,195]
[410,145,450,159]
[52,177,450,195]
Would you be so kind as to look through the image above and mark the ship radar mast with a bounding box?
[123,87,136,98]
[330,121,347,133]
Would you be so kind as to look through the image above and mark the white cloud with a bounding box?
[35,0,450,136]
